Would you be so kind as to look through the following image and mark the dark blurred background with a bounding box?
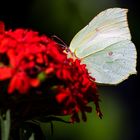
[0,0,140,140]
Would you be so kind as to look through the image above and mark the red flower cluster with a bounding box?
[0,22,102,122]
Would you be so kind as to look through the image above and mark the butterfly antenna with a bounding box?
[51,35,68,49]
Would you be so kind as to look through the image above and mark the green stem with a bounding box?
[28,133,35,140]
[0,110,11,140]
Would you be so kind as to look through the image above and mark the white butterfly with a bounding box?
[68,8,137,85]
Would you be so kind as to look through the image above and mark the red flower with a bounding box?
[0,22,102,122]
[0,66,12,80]
[0,27,54,93]
[54,58,102,122]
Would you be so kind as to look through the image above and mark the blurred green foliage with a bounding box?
[29,0,119,43]
[39,89,129,140]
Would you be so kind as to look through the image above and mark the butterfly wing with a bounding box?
[69,8,137,84]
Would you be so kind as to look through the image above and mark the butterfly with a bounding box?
[67,8,137,85]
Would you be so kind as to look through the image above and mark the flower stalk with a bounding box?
[0,110,10,140]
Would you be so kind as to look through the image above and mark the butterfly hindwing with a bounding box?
[81,40,136,84]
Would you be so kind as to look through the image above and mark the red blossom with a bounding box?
[0,22,102,122]
[0,66,12,80]
[8,72,30,94]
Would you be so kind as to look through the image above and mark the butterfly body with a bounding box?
[68,8,137,85]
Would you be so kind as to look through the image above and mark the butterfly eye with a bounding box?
[65,48,70,53]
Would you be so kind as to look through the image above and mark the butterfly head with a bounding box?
[63,47,77,61]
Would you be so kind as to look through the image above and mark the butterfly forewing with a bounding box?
[70,8,131,58]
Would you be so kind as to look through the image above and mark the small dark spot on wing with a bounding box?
[108,51,113,56]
